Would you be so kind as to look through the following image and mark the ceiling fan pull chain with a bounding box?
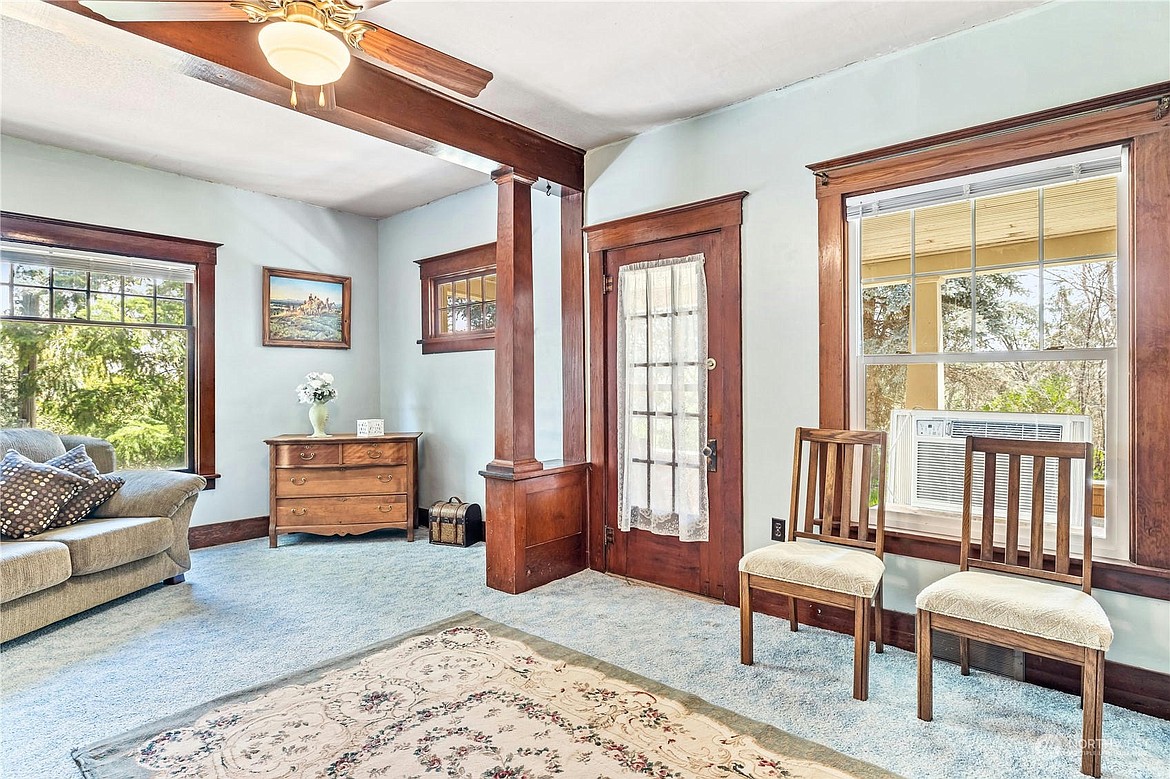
[290,80,298,108]
[319,85,326,108]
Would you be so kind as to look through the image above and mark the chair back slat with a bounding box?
[1030,455,1047,569]
[856,444,872,544]
[803,439,820,535]
[823,443,839,536]
[838,443,855,539]
[981,452,997,561]
[1005,454,1022,565]
[1056,457,1072,575]
[789,428,886,555]
[962,437,1094,593]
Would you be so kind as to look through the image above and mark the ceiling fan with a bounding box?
[77,1,493,108]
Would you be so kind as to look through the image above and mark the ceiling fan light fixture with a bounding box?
[258,20,351,86]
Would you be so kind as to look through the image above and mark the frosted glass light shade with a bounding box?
[258,21,350,86]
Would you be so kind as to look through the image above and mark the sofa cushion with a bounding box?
[0,450,90,538]
[0,541,72,603]
[42,446,125,529]
[31,516,174,576]
[0,429,67,463]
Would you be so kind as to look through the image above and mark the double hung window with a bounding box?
[849,148,1128,559]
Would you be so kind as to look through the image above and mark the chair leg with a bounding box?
[1081,649,1104,777]
[739,573,753,666]
[959,637,970,676]
[853,595,870,701]
[873,583,884,654]
[788,596,799,632]
[916,609,933,721]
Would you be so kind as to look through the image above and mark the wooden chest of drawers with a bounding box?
[265,433,422,547]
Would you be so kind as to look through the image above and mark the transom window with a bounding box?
[1,243,197,471]
[848,148,1128,559]
[417,242,497,354]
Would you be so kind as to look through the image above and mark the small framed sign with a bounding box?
[356,419,385,437]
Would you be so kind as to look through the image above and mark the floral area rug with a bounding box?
[74,612,900,779]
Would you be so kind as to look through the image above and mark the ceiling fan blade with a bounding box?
[78,1,249,22]
[357,25,492,98]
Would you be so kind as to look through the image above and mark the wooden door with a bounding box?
[603,230,738,600]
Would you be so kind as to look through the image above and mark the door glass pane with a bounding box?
[617,255,709,542]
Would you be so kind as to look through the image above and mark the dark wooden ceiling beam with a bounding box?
[50,1,584,190]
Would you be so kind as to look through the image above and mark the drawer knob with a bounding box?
[290,507,307,516]
[291,476,308,485]
[377,474,393,483]
[367,449,383,459]
[378,505,395,513]
[298,451,316,461]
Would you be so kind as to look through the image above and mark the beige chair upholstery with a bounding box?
[31,516,175,577]
[916,570,1113,650]
[0,542,72,603]
[740,541,885,599]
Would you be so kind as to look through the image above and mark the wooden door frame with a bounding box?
[584,192,747,605]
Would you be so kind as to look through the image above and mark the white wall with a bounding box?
[0,136,382,526]
[377,183,562,511]
[584,0,1170,672]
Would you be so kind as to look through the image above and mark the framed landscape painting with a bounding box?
[262,267,351,349]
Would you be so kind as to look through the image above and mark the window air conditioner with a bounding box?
[887,409,1091,527]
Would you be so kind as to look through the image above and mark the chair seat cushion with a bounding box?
[916,570,1114,650]
[739,541,885,598]
[0,540,72,602]
[31,516,173,576]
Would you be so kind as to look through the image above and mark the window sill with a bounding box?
[879,523,1170,600]
[420,333,496,354]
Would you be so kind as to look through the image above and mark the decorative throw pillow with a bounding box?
[40,442,124,528]
[0,449,90,538]
[42,446,125,528]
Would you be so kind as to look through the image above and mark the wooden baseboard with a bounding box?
[189,516,268,549]
[749,589,1169,719]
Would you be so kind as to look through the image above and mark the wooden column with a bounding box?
[482,175,588,594]
[561,189,586,463]
[485,167,542,475]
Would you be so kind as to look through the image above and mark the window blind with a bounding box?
[846,154,1122,219]
[0,242,196,284]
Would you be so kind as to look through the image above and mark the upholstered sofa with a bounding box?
[0,429,205,642]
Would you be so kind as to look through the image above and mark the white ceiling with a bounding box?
[0,0,1044,219]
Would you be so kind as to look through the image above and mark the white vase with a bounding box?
[308,402,330,438]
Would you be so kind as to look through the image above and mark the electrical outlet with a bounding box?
[771,517,786,541]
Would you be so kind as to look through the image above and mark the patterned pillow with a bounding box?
[43,446,125,528]
[0,449,90,538]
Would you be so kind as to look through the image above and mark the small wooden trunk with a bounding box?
[428,497,484,547]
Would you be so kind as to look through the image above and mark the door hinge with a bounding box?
[604,525,615,545]
[603,274,615,294]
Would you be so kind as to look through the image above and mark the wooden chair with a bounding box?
[915,436,1112,777]
[739,427,887,701]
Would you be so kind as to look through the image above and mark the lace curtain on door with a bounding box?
[617,254,710,542]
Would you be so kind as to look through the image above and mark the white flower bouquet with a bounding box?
[296,372,338,405]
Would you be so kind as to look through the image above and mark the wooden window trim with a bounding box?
[1,211,220,488]
[807,83,1170,598]
[416,242,497,354]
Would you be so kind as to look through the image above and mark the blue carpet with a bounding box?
[2,531,1167,778]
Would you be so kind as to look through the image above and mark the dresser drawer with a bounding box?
[275,495,408,527]
[275,465,409,498]
[274,443,340,467]
[342,441,409,465]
